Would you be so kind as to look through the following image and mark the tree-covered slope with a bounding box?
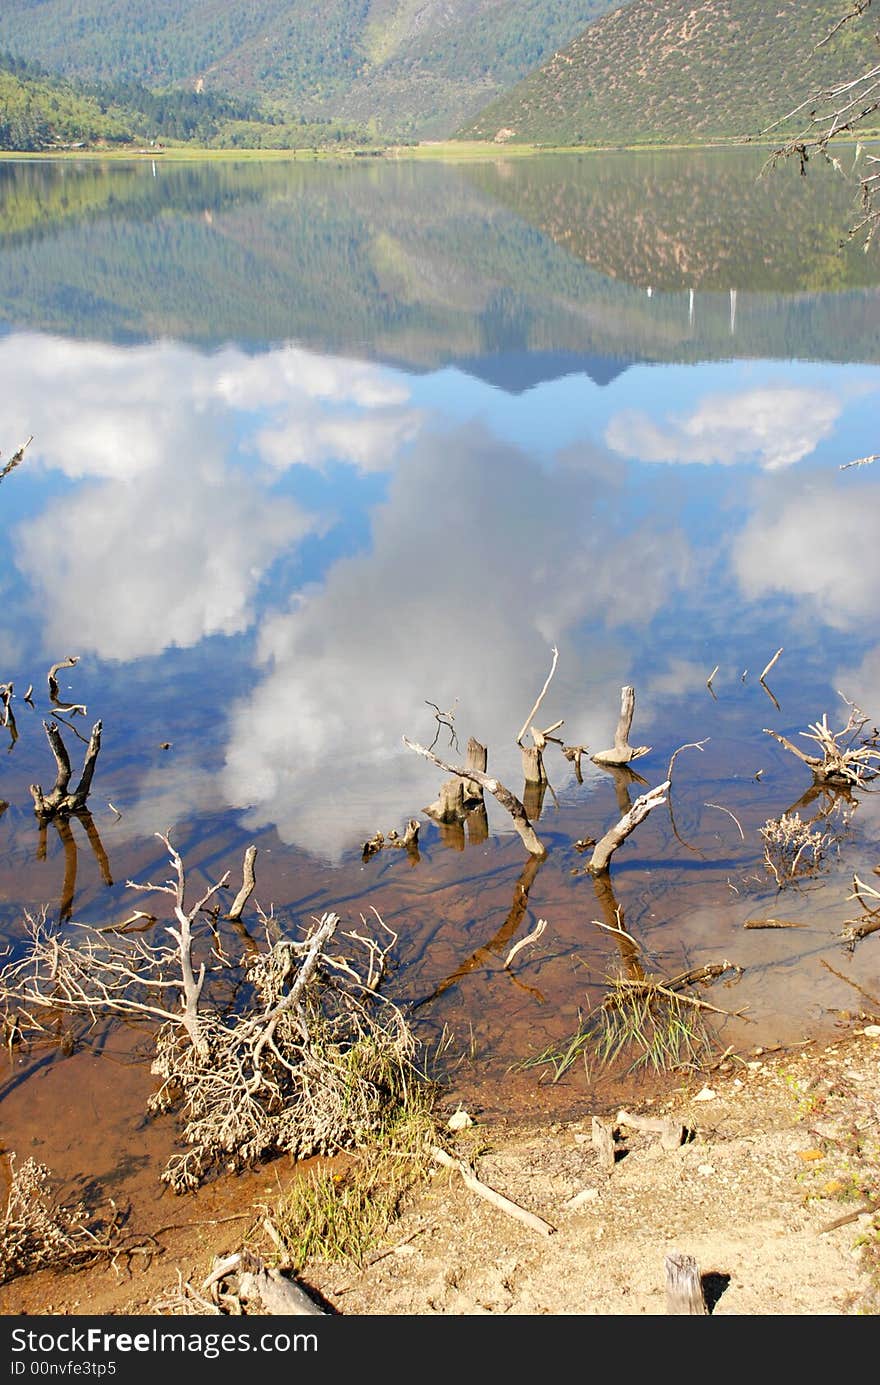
[457,0,880,146]
[0,54,372,151]
[0,0,623,138]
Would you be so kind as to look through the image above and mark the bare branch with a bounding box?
[586,780,669,874]
[516,645,558,746]
[226,845,258,922]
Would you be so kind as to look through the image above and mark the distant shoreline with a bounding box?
[1,131,878,164]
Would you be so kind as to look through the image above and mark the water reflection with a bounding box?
[1,331,879,869]
[1,152,880,1084]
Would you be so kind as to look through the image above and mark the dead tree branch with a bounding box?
[585,780,670,874]
[0,837,421,1192]
[430,1146,556,1237]
[225,845,258,922]
[515,646,564,785]
[29,720,102,822]
[764,696,880,788]
[758,1,880,248]
[47,656,80,703]
[404,736,545,856]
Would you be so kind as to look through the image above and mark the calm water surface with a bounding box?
[0,149,879,1179]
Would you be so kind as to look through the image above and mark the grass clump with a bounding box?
[262,1090,439,1269]
[517,973,719,1082]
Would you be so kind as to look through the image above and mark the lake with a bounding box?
[1,146,879,1176]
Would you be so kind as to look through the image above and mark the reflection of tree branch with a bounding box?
[665,740,709,858]
[590,870,644,979]
[56,818,78,924]
[596,761,650,817]
[411,853,546,1009]
[37,810,113,924]
[78,811,113,887]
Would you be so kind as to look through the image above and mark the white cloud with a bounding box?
[15,459,315,659]
[221,424,693,860]
[732,476,880,631]
[3,333,423,659]
[606,386,841,470]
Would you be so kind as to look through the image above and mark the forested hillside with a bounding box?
[0,0,623,139]
[0,54,372,151]
[457,0,880,146]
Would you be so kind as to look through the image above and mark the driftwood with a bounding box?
[226,845,258,922]
[586,780,670,874]
[665,1252,708,1315]
[616,1109,684,1151]
[47,655,80,702]
[424,737,486,824]
[841,873,880,945]
[202,1251,328,1315]
[1,684,16,748]
[591,1116,616,1172]
[29,720,102,822]
[362,819,420,862]
[561,744,590,782]
[502,917,547,970]
[591,686,651,767]
[744,917,807,929]
[404,737,545,856]
[430,1146,556,1237]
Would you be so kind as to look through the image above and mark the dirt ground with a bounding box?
[1,1022,878,1319]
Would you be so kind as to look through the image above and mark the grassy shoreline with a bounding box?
[1,129,877,165]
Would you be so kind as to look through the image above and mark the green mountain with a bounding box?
[0,1,622,140]
[457,0,880,146]
[0,54,373,151]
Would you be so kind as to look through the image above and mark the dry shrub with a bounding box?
[760,811,832,886]
[0,1155,116,1284]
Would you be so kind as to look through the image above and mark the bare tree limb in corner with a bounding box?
[403,736,545,856]
[757,1,880,248]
